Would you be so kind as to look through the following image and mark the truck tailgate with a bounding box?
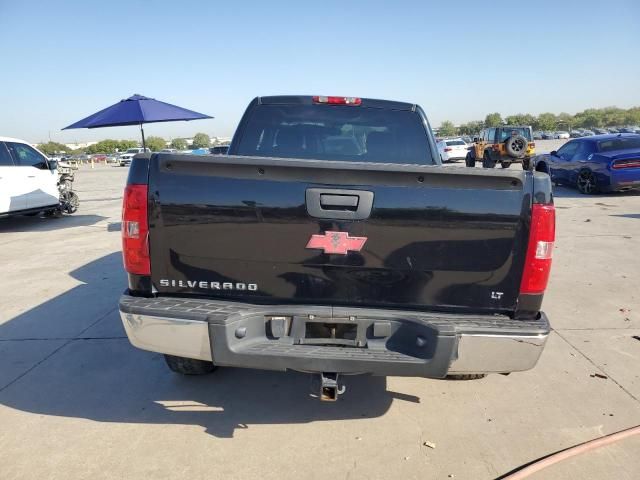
[148,154,531,314]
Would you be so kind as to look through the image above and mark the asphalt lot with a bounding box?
[1,143,639,480]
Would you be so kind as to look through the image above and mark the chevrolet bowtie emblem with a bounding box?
[305,231,367,255]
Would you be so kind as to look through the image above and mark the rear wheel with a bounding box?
[482,152,495,168]
[465,152,476,168]
[577,169,597,194]
[164,355,216,375]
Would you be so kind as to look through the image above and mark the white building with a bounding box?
[64,141,98,150]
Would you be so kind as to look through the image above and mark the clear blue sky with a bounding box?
[1,0,639,144]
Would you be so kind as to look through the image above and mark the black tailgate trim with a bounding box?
[155,153,526,190]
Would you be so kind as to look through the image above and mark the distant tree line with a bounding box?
[438,106,640,137]
[38,132,218,155]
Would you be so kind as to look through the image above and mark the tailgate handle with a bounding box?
[320,194,359,209]
[306,188,374,220]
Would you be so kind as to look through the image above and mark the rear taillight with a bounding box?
[612,159,640,169]
[312,96,361,105]
[444,147,452,152]
[528,142,535,149]
[520,203,555,295]
[122,184,150,275]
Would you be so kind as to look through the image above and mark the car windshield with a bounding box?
[598,137,640,152]
[445,140,466,146]
[498,128,532,141]
[126,149,139,154]
[236,104,433,165]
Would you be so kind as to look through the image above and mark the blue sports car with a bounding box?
[533,134,640,194]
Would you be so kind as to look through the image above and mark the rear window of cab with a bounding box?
[236,104,434,165]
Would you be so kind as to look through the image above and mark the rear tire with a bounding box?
[465,152,476,168]
[164,354,216,375]
[446,374,487,380]
[482,152,496,168]
[577,169,597,195]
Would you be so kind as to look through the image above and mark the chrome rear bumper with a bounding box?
[119,295,550,376]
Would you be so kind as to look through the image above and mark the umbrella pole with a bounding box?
[140,123,146,150]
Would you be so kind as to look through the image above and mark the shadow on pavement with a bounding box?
[610,213,640,220]
[0,214,108,232]
[0,253,405,438]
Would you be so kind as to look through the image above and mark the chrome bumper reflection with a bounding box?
[448,333,548,374]
[120,312,212,361]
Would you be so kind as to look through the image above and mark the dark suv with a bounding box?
[466,126,536,169]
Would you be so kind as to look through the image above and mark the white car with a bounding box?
[118,147,150,166]
[0,136,59,217]
[437,138,469,162]
[554,131,570,139]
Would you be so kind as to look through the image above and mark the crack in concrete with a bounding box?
[553,330,639,404]
[0,307,118,394]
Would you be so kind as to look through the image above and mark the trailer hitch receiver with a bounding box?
[318,372,345,402]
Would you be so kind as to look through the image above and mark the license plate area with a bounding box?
[292,315,368,347]
[305,322,358,345]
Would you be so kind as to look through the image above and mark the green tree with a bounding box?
[86,140,118,154]
[458,121,483,136]
[504,114,536,126]
[145,136,166,152]
[170,138,188,150]
[438,120,457,137]
[581,114,602,128]
[536,113,557,131]
[623,109,640,125]
[117,140,139,152]
[484,112,503,127]
[191,133,211,149]
[37,142,71,155]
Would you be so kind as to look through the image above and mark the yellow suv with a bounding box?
[465,126,536,169]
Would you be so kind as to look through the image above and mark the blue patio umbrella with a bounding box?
[63,94,212,149]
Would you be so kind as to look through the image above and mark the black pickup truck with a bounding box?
[119,95,554,401]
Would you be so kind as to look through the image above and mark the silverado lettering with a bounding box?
[159,279,258,291]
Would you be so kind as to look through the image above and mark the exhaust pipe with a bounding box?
[318,372,345,402]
